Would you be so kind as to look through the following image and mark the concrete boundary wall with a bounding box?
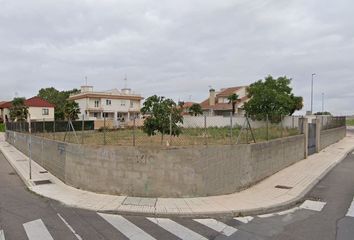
[320,126,346,150]
[6,131,309,197]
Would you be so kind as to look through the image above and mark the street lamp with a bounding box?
[322,92,325,113]
[311,73,316,114]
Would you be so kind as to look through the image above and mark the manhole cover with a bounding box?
[275,185,293,190]
[33,180,52,185]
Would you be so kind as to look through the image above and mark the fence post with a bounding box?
[53,120,56,140]
[43,118,45,137]
[203,115,207,145]
[169,113,172,146]
[266,114,269,141]
[81,114,84,144]
[230,112,233,145]
[280,115,283,138]
[133,117,136,146]
[103,115,106,145]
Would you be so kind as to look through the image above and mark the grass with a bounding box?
[0,123,5,132]
[39,126,301,147]
[346,119,354,126]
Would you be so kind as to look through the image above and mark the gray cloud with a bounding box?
[0,0,353,114]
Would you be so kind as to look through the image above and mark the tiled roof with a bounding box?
[216,86,246,97]
[0,97,55,108]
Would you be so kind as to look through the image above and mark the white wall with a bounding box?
[182,115,302,129]
[29,107,55,121]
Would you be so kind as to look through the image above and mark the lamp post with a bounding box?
[311,73,316,114]
[322,92,324,113]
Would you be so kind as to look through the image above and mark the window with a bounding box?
[121,100,126,106]
[130,100,134,108]
[93,112,98,118]
[94,100,99,107]
[42,108,49,115]
[103,112,110,118]
[106,99,111,105]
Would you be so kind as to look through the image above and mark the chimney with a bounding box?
[209,88,216,106]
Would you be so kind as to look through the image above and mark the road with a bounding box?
[0,144,354,239]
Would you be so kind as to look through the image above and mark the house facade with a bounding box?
[200,86,249,116]
[69,85,143,126]
[0,97,55,122]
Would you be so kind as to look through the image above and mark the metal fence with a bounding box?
[4,114,307,147]
[317,116,346,130]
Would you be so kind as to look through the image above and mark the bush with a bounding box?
[0,123,5,132]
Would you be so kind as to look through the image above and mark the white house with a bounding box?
[69,85,143,125]
[0,96,55,122]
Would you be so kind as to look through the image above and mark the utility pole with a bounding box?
[322,92,324,113]
[311,73,316,114]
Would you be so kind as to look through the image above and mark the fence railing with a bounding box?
[316,116,346,130]
[4,114,306,147]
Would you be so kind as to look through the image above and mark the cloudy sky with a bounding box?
[0,0,353,114]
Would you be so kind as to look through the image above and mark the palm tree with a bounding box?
[64,100,81,120]
[9,97,28,122]
[188,103,203,116]
[227,93,240,115]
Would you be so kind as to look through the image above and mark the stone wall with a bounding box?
[320,126,346,150]
[6,131,305,197]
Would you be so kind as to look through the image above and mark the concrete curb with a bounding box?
[1,134,353,218]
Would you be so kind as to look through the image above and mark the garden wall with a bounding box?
[6,131,307,197]
[320,126,346,150]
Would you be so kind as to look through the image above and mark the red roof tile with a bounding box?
[0,97,55,108]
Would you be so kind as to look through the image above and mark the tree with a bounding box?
[227,93,240,115]
[314,111,332,116]
[37,87,80,120]
[9,98,28,122]
[63,100,80,121]
[188,103,203,116]
[244,75,303,122]
[141,95,183,142]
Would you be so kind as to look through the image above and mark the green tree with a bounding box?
[141,95,183,142]
[227,93,240,115]
[9,97,28,122]
[244,75,303,122]
[37,87,80,120]
[188,103,203,116]
[63,100,80,120]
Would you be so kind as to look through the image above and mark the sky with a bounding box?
[0,0,353,115]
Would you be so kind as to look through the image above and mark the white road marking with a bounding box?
[193,218,237,236]
[300,200,326,212]
[147,217,208,240]
[257,213,275,218]
[23,219,54,240]
[276,207,300,216]
[57,213,83,240]
[346,199,354,217]
[98,213,156,240]
[0,230,5,240]
[234,216,254,224]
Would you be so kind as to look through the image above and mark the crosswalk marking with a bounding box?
[23,219,54,240]
[57,213,83,240]
[234,216,254,224]
[98,213,156,240]
[300,200,326,212]
[147,217,208,240]
[346,199,354,217]
[193,218,237,236]
[0,230,5,240]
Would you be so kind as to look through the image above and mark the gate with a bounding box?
[308,123,316,155]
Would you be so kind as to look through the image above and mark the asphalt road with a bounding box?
[0,142,354,240]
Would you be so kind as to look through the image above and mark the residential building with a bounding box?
[0,97,55,122]
[69,85,143,126]
[178,102,198,116]
[200,86,249,116]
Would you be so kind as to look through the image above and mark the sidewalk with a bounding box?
[1,131,354,218]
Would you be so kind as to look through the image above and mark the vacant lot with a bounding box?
[39,126,301,147]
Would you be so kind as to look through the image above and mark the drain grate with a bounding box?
[33,180,52,185]
[39,171,48,174]
[275,185,293,190]
[8,172,16,175]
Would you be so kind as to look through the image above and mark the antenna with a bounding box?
[124,74,128,89]
[189,95,192,101]
[85,76,88,86]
